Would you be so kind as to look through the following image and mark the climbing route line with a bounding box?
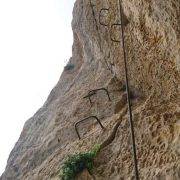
[118,1,139,179]
[83,87,111,105]
[74,116,105,140]
[91,1,139,179]
[74,1,139,179]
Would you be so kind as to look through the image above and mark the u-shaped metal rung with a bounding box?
[110,23,122,42]
[75,116,105,139]
[83,87,111,105]
[99,8,110,27]
[89,88,111,101]
[83,91,96,105]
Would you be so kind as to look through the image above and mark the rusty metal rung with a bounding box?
[110,23,122,42]
[74,116,105,139]
[99,8,110,27]
[84,87,111,105]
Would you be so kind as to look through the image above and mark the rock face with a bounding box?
[1,0,179,179]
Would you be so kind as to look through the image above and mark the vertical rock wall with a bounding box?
[1,0,179,179]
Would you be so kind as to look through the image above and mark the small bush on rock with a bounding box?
[59,144,100,180]
[64,63,75,71]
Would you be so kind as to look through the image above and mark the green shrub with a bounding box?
[64,63,75,71]
[59,144,100,180]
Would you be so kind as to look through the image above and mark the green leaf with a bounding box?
[60,144,101,180]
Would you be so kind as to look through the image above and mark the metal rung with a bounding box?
[84,87,111,105]
[110,23,122,42]
[75,116,105,139]
[99,8,110,27]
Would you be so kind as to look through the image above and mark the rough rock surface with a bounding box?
[1,0,179,179]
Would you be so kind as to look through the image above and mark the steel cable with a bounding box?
[118,1,139,179]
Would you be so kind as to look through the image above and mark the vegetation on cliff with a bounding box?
[60,144,100,180]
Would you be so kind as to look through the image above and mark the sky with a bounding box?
[0,0,75,175]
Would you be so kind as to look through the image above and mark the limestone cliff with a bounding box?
[1,0,179,179]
